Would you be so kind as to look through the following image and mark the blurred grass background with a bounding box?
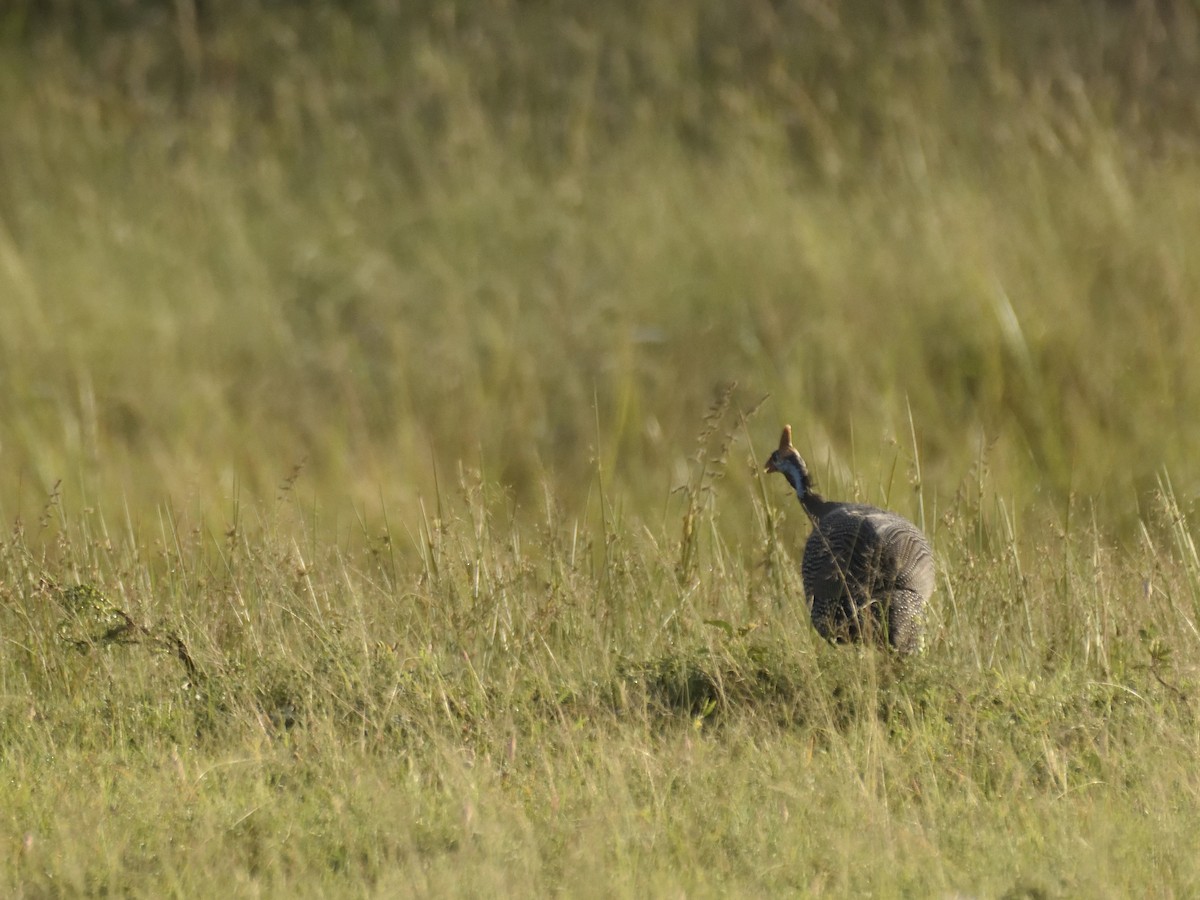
[2,0,1198,536]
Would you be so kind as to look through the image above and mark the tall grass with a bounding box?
[3,1,1200,895]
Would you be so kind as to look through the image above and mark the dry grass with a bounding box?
[3,2,1200,896]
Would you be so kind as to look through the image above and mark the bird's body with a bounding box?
[765,426,934,653]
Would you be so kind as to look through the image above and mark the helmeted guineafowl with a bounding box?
[764,425,935,653]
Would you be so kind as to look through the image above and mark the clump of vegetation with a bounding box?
[3,2,1200,896]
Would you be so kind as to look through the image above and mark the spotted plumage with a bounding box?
[765,425,935,653]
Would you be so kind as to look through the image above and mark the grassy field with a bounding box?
[3,1,1200,895]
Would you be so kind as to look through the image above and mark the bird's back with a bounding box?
[802,502,934,647]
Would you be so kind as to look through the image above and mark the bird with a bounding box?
[764,425,935,653]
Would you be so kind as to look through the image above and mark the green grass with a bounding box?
[3,2,1200,895]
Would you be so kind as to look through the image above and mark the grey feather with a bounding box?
[802,503,934,653]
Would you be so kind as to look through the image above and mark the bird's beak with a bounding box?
[764,460,777,473]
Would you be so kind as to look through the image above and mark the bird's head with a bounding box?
[764,425,813,500]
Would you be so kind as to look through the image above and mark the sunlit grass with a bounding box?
[4,461,1200,896]
[3,2,1200,896]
